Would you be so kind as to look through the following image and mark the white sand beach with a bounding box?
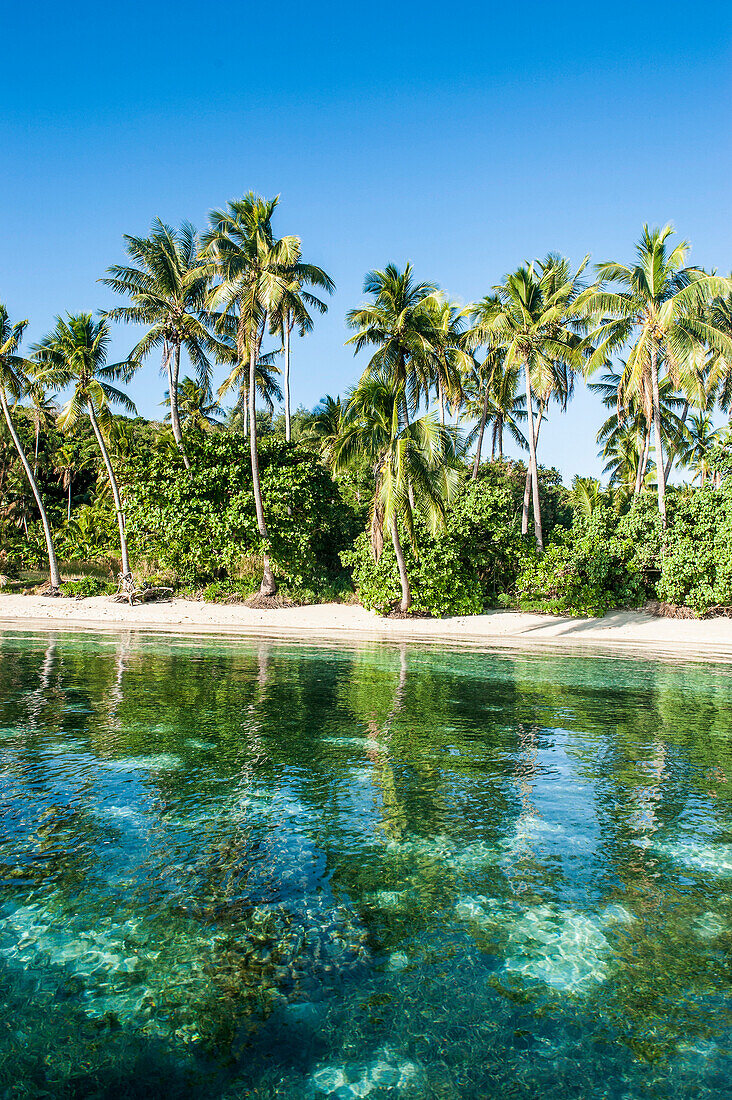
[0,594,731,661]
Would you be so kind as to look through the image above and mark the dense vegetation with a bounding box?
[1,201,731,617]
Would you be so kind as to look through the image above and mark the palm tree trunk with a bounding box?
[0,388,60,590]
[634,427,650,495]
[67,477,72,522]
[664,400,688,484]
[390,520,411,612]
[523,368,543,551]
[284,319,292,443]
[471,385,491,479]
[521,399,544,539]
[34,419,39,474]
[87,401,131,577]
[438,377,445,427]
[498,418,504,460]
[650,347,666,526]
[248,327,277,597]
[167,343,190,470]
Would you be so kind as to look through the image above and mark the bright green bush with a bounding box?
[658,480,732,614]
[514,507,647,616]
[62,576,117,598]
[341,476,531,615]
[121,435,360,591]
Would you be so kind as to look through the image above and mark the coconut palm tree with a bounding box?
[305,394,343,462]
[461,343,527,476]
[346,263,438,426]
[679,411,720,485]
[591,363,688,495]
[473,256,590,549]
[601,424,651,499]
[332,372,460,612]
[163,377,224,433]
[203,193,310,598]
[34,314,138,583]
[268,246,334,442]
[103,219,214,469]
[23,383,58,473]
[421,295,470,424]
[0,305,61,590]
[584,225,731,524]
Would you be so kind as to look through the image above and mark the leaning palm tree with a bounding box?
[203,193,308,598]
[584,225,731,524]
[163,377,224,433]
[103,219,214,469]
[346,263,438,426]
[332,372,461,612]
[473,256,590,549]
[0,305,61,590]
[34,315,138,584]
[268,245,334,442]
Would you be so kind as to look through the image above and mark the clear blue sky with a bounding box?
[2,0,731,480]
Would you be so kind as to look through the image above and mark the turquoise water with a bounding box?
[0,630,731,1099]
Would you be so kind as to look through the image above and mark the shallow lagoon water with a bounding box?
[0,630,731,1098]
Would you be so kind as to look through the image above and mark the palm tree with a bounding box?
[601,424,651,498]
[461,343,527,476]
[332,372,460,612]
[103,219,213,469]
[163,377,224,433]
[584,225,731,524]
[215,333,282,437]
[421,295,470,424]
[346,263,438,426]
[679,411,720,485]
[268,246,334,442]
[24,383,57,473]
[591,363,688,495]
[203,192,308,598]
[34,314,138,582]
[0,305,61,590]
[568,476,610,519]
[473,256,589,549]
[306,394,343,462]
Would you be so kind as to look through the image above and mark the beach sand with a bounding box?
[0,594,731,661]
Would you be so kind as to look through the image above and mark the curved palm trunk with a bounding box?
[67,476,72,522]
[471,385,491,479]
[284,319,292,443]
[87,402,131,577]
[523,368,543,551]
[650,347,666,526]
[248,329,277,597]
[390,520,411,612]
[0,388,61,590]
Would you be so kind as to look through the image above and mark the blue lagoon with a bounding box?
[0,629,730,1098]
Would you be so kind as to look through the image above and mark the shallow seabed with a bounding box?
[0,629,731,1099]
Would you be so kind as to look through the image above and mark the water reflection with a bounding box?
[0,630,730,1098]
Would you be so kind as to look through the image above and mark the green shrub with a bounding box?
[658,480,732,614]
[341,476,530,616]
[62,576,117,598]
[121,435,360,592]
[514,507,647,616]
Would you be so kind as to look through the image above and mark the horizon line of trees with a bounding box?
[2,200,732,611]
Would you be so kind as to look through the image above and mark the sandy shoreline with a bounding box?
[0,594,731,662]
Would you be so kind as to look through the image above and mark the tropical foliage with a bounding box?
[2,207,732,619]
